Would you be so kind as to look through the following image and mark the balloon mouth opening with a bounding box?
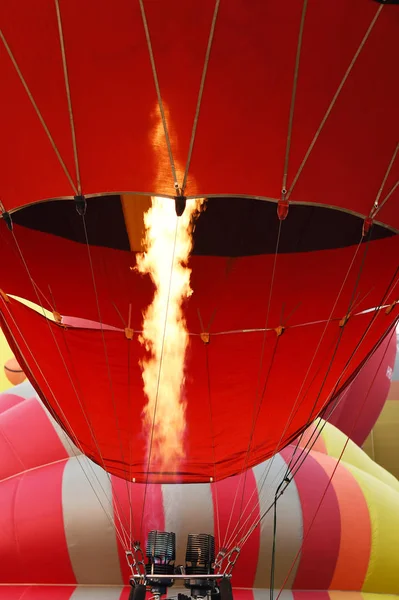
[8,193,397,257]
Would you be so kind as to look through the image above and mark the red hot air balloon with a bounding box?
[0,0,398,494]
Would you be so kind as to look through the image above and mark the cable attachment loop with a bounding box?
[214,546,241,575]
[0,201,13,231]
[200,332,210,344]
[362,216,373,238]
[74,195,87,216]
[174,182,187,216]
[277,188,289,221]
[126,541,146,578]
[339,312,351,327]
[0,289,10,303]
[385,300,397,315]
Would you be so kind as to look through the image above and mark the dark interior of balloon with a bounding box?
[11,195,396,254]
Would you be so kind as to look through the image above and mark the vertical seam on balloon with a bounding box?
[138,0,178,187]
[54,0,82,196]
[286,5,384,201]
[0,30,78,196]
[282,0,308,193]
[181,0,220,194]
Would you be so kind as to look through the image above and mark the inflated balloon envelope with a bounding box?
[0,2,399,594]
[0,0,398,485]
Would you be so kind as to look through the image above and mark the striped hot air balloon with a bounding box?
[0,384,398,598]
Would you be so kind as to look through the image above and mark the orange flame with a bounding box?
[136,197,202,475]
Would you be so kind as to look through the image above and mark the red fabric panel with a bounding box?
[112,477,165,584]
[0,1,398,229]
[293,593,330,600]
[0,461,75,584]
[0,222,397,332]
[0,215,398,483]
[282,450,341,590]
[0,397,69,481]
[233,591,255,600]
[0,289,397,483]
[211,471,260,587]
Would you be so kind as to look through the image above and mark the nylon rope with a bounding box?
[54,0,82,195]
[204,343,222,550]
[80,213,136,545]
[224,367,356,553]
[7,227,132,548]
[274,324,397,600]
[286,5,383,201]
[0,298,130,550]
[224,0,309,547]
[138,0,178,187]
[0,29,78,195]
[222,220,283,549]
[181,0,220,194]
[224,233,365,550]
[280,234,373,482]
[372,142,399,214]
[282,0,308,192]
[239,238,375,548]
[239,264,399,550]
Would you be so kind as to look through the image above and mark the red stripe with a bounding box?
[112,477,165,584]
[318,455,371,590]
[0,393,26,414]
[281,448,341,590]
[211,470,260,587]
[0,461,75,584]
[293,592,330,600]
[234,592,255,600]
[0,397,69,481]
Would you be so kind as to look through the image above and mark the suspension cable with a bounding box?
[0,300,130,550]
[239,266,398,550]
[7,225,133,547]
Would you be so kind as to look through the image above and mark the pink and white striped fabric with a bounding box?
[0,383,398,596]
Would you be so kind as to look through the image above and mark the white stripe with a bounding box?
[62,457,123,585]
[253,456,302,588]
[7,380,36,399]
[162,482,214,566]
